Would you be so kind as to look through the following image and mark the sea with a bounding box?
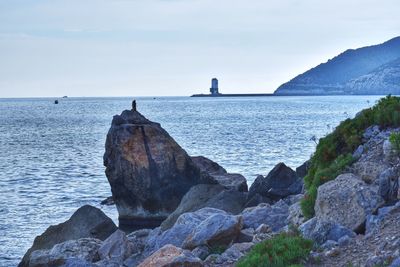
[0,95,383,266]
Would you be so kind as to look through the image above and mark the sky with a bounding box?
[0,0,399,97]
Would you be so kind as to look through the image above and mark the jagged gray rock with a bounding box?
[20,205,117,267]
[146,208,242,255]
[161,184,246,230]
[248,163,302,203]
[378,167,399,203]
[192,156,248,192]
[138,244,203,267]
[28,238,102,267]
[299,218,355,245]
[241,200,289,231]
[97,230,134,263]
[315,173,384,231]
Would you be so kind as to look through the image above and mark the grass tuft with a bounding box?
[236,232,313,267]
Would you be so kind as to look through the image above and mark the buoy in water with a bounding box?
[54,100,59,104]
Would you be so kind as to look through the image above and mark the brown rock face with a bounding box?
[104,109,214,230]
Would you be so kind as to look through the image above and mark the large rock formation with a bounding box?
[145,208,243,254]
[315,173,384,231]
[28,238,102,267]
[19,205,117,267]
[192,156,248,192]
[247,162,302,204]
[241,200,289,231]
[103,107,215,230]
[160,184,247,230]
[138,244,203,267]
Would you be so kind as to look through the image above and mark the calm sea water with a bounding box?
[0,95,382,266]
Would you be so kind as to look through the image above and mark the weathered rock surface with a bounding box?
[103,108,215,230]
[97,230,133,264]
[350,127,393,183]
[146,208,242,254]
[378,167,399,203]
[28,238,102,267]
[309,200,400,267]
[245,192,272,207]
[366,201,400,234]
[296,160,310,178]
[161,184,247,230]
[182,212,243,249]
[20,205,117,267]
[248,163,302,202]
[299,218,355,245]
[138,244,203,267]
[315,173,384,231]
[288,201,305,227]
[203,242,254,266]
[241,200,289,231]
[191,156,227,175]
[192,156,248,192]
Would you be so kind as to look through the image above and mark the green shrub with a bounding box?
[389,132,400,154]
[236,233,313,267]
[302,95,400,218]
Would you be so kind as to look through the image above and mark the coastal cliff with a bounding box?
[20,96,400,267]
[274,37,400,95]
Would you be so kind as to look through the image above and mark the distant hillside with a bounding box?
[274,37,400,95]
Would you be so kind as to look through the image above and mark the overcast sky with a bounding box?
[0,0,398,97]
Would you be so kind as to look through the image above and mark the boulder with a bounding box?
[126,228,152,254]
[315,173,384,231]
[20,205,117,267]
[146,208,242,254]
[203,242,254,266]
[97,230,134,263]
[351,128,393,183]
[248,163,302,202]
[103,108,215,230]
[378,167,399,203]
[138,244,203,267]
[241,200,289,231]
[210,173,248,192]
[182,212,243,249]
[383,139,395,160]
[191,246,210,260]
[191,156,227,175]
[236,228,254,243]
[28,238,102,267]
[244,192,272,208]
[366,201,400,234]
[299,218,355,245]
[352,145,364,160]
[351,160,391,184]
[161,184,246,230]
[296,160,310,178]
[363,125,380,141]
[192,156,248,192]
[288,201,305,227]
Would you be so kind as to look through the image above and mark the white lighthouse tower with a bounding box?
[210,78,219,95]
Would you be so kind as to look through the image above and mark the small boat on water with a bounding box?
[62,96,68,98]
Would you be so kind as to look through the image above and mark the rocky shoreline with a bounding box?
[19,100,400,267]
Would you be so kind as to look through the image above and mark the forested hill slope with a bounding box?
[274,37,400,95]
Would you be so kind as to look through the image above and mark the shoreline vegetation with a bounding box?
[19,95,400,267]
[302,95,400,219]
